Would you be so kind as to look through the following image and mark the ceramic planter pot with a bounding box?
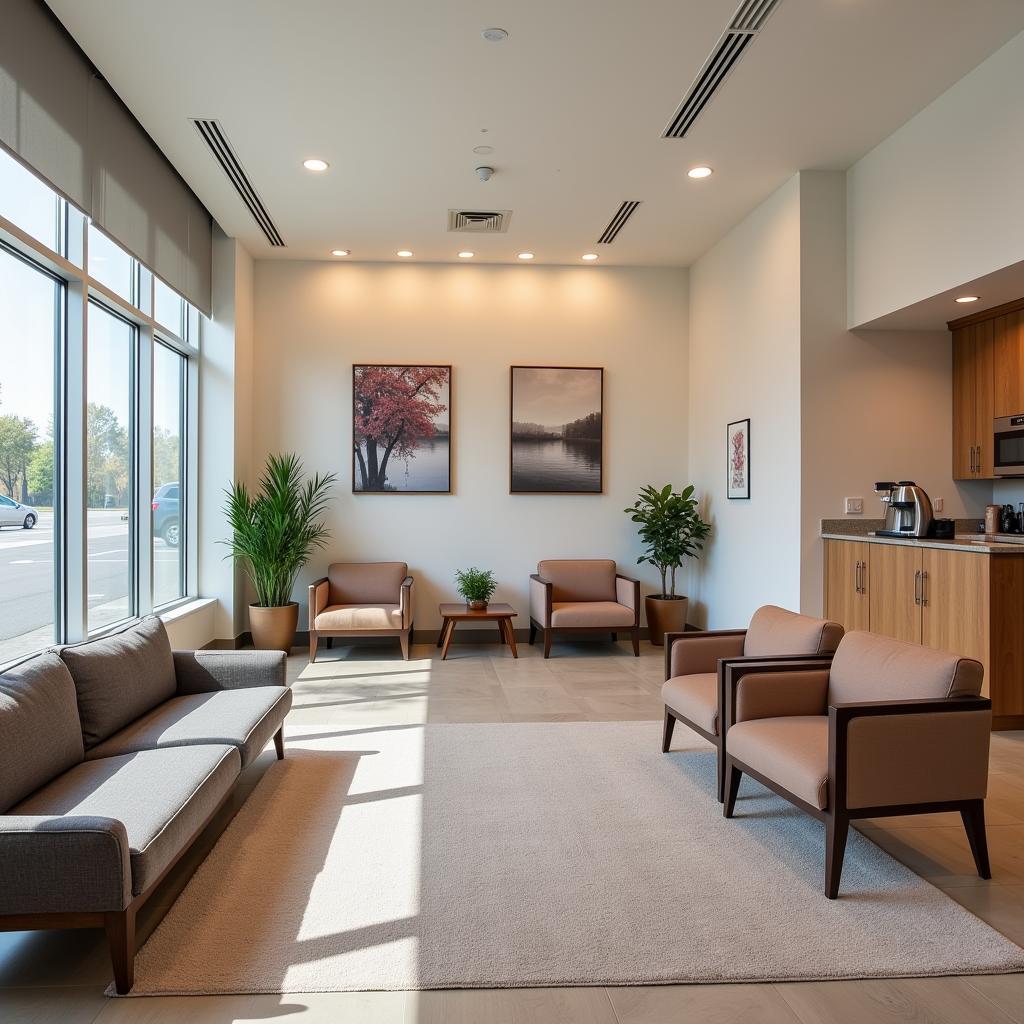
[249,602,299,652]
[467,599,488,611]
[645,595,689,646]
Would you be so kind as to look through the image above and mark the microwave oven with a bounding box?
[994,415,1024,476]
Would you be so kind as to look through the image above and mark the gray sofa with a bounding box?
[0,616,291,993]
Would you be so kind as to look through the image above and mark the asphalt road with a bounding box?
[0,510,181,648]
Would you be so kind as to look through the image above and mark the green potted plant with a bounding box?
[625,483,711,646]
[223,453,336,652]
[454,566,498,611]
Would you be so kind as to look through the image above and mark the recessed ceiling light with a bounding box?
[517,252,534,260]
[458,251,474,258]
[581,253,599,261]
[473,145,494,155]
[955,295,979,303]
[330,249,350,257]
[687,165,713,179]
[482,27,508,42]
[396,250,413,258]
[303,158,329,172]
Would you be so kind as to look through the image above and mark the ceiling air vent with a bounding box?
[192,118,285,247]
[597,200,642,245]
[662,0,782,139]
[447,209,512,233]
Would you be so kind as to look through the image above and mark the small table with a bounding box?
[437,602,519,660]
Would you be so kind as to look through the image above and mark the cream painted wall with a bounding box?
[847,30,1024,328]
[250,262,689,632]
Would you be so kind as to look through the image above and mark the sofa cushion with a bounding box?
[85,686,292,768]
[12,744,240,895]
[537,560,617,603]
[550,601,634,628]
[662,672,718,736]
[328,562,407,606]
[0,653,84,812]
[59,617,177,749]
[743,605,843,659]
[728,716,830,810]
[315,604,403,631]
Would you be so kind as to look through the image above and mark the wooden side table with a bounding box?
[437,602,519,659]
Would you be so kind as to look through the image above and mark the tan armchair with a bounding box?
[308,562,414,662]
[662,605,844,801]
[722,630,991,898]
[529,560,640,657]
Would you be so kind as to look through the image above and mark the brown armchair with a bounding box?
[529,560,640,657]
[308,562,414,662]
[661,605,844,801]
[722,630,991,898]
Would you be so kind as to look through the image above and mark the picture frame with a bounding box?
[352,364,452,494]
[509,366,603,494]
[727,418,750,499]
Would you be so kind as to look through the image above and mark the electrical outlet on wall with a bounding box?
[934,497,944,513]
[844,497,864,515]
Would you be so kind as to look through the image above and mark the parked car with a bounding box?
[152,482,180,547]
[0,495,38,529]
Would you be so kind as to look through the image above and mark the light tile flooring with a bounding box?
[2,637,1023,1023]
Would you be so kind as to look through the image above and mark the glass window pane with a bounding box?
[0,247,59,664]
[87,302,134,632]
[0,147,60,251]
[153,344,184,606]
[154,278,185,337]
[88,225,135,305]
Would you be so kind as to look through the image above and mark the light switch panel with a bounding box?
[934,497,944,513]
[844,497,864,514]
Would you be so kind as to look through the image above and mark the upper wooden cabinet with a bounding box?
[993,310,1024,418]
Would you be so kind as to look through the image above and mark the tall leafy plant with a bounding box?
[223,453,337,608]
[625,483,711,599]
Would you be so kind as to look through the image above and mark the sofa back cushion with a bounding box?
[828,630,984,706]
[743,605,844,658]
[537,560,617,603]
[0,653,85,812]
[328,562,407,606]
[59,616,177,749]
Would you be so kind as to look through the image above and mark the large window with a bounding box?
[0,148,61,252]
[153,343,185,606]
[88,224,136,304]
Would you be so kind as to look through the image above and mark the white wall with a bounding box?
[249,262,689,631]
[847,30,1024,328]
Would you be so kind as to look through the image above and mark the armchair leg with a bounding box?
[399,629,411,661]
[631,626,640,657]
[309,631,318,663]
[961,800,992,879]
[716,741,725,804]
[543,629,552,659]
[274,727,285,760]
[105,907,136,995]
[529,622,537,645]
[825,813,850,899]
[723,760,742,818]
[661,708,675,753]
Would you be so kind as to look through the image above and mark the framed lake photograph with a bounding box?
[510,366,603,494]
[352,364,451,493]
[727,418,750,499]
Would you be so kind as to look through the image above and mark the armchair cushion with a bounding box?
[315,604,403,631]
[537,560,617,603]
[669,632,746,678]
[727,716,829,810]
[743,605,844,658]
[734,668,830,723]
[328,562,408,606]
[550,601,634,628]
[662,672,718,735]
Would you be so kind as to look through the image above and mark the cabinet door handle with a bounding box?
[977,444,982,475]
[861,561,867,595]
[921,570,929,607]
[854,561,860,594]
[971,445,977,474]
[914,569,922,606]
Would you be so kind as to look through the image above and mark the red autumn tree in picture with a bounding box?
[353,365,450,491]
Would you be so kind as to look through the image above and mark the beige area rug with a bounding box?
[122,723,1024,994]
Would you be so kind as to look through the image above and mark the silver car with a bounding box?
[0,495,38,529]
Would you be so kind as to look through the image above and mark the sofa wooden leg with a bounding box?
[309,631,318,663]
[274,727,285,760]
[723,760,742,818]
[543,629,552,659]
[961,800,991,879]
[105,908,136,995]
[825,813,849,899]
[631,626,640,657]
[661,709,675,753]
[399,630,411,661]
[529,622,537,645]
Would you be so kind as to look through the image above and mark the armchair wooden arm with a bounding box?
[308,576,329,622]
[529,573,553,628]
[399,575,415,631]
[614,573,641,623]
[663,629,747,681]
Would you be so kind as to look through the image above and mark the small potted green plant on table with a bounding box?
[454,567,497,611]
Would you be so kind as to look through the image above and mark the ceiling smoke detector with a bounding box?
[476,165,495,182]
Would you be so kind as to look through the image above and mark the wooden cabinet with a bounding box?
[993,310,1024,417]
[868,543,922,643]
[952,321,994,479]
[823,539,869,632]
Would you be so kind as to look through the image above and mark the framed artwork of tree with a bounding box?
[352,364,451,493]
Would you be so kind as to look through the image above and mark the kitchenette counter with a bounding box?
[820,532,1024,554]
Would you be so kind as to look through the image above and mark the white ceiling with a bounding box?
[47,0,1024,267]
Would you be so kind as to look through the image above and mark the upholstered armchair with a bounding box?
[661,605,844,801]
[529,560,640,657]
[722,630,991,898]
[308,562,414,662]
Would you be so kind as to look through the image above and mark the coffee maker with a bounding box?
[875,481,934,538]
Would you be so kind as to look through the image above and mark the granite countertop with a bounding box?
[820,531,1024,554]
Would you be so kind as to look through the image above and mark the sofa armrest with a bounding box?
[831,696,992,812]
[615,574,640,622]
[308,576,329,627]
[400,575,415,630]
[530,574,552,627]
[173,649,287,694]
[0,815,131,915]
[665,630,746,680]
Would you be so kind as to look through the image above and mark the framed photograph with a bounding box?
[352,364,451,493]
[727,418,750,499]
[510,366,603,494]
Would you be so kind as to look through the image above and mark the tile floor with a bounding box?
[2,637,1022,1023]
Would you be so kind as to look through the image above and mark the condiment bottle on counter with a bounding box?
[1001,504,1018,534]
[986,504,1002,534]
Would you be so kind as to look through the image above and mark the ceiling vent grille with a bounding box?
[662,0,782,139]
[597,200,642,245]
[192,118,285,247]
[447,209,512,233]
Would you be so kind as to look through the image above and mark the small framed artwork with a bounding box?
[510,366,603,493]
[352,364,451,493]
[727,418,750,499]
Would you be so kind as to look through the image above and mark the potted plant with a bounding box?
[454,567,497,611]
[625,483,711,646]
[223,453,336,652]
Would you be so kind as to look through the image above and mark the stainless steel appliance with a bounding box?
[874,481,934,538]
[994,415,1024,477]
